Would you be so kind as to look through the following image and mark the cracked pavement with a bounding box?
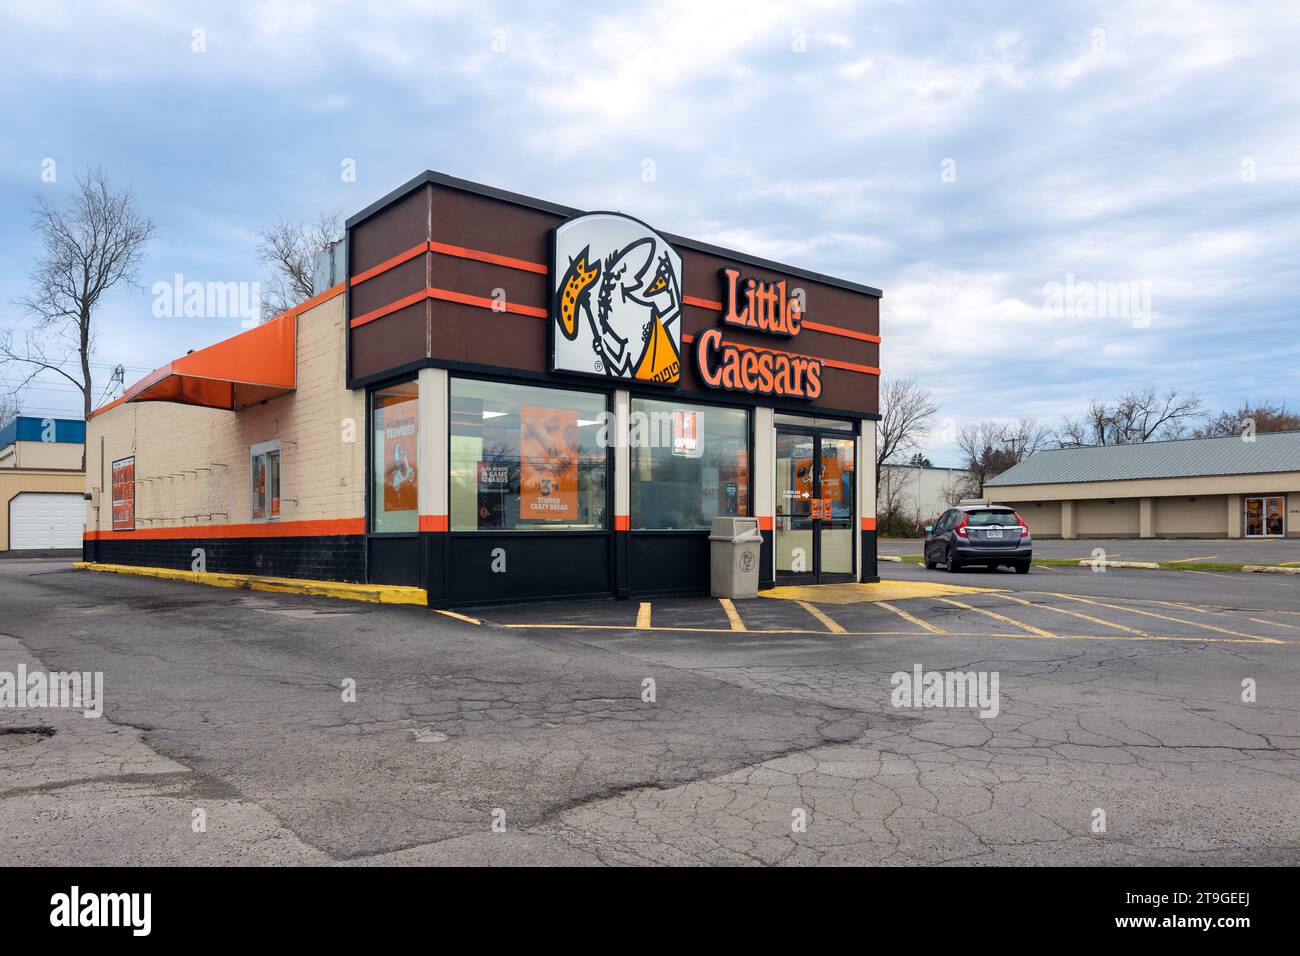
[2,557,1298,865]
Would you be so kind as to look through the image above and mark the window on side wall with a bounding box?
[250,440,281,521]
[370,381,419,533]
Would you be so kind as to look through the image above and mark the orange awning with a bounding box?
[123,314,296,411]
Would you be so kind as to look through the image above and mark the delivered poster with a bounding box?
[111,456,135,531]
[380,395,418,514]
[519,405,578,521]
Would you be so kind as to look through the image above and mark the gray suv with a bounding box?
[924,505,1032,574]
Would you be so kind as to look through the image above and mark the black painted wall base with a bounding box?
[860,528,878,583]
[85,535,367,583]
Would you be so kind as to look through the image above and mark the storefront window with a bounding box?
[450,378,608,531]
[250,440,280,521]
[630,399,749,530]
[371,382,419,533]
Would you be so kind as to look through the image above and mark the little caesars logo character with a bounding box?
[553,213,684,386]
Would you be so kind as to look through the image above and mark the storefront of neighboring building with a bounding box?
[1,416,86,551]
[83,171,882,605]
[984,432,1300,539]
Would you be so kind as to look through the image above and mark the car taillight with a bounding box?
[955,514,969,537]
[1014,512,1029,536]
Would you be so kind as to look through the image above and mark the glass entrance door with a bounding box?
[1245,496,1285,537]
[775,427,856,582]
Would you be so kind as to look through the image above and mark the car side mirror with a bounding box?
[924,525,934,533]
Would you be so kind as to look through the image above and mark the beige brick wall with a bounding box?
[85,293,365,532]
[1005,500,1062,537]
[1075,498,1140,537]
[1154,494,1229,537]
[0,441,84,469]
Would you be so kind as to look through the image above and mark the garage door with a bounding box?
[8,492,85,550]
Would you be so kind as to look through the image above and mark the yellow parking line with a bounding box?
[1246,615,1300,631]
[435,609,481,625]
[719,598,746,632]
[796,600,846,634]
[1039,592,1281,642]
[937,597,1056,637]
[1168,555,1217,563]
[494,622,1292,645]
[876,600,947,634]
[1001,593,1150,636]
[636,602,652,629]
[1031,562,1059,571]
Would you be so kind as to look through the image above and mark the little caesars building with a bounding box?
[83,172,883,605]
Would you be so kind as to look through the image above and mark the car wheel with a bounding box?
[924,548,937,570]
[1015,562,1031,575]
[945,548,961,573]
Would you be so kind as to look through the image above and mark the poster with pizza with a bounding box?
[111,457,135,531]
[519,405,578,522]
[380,394,418,515]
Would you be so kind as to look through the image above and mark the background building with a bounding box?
[878,462,971,532]
[984,431,1300,538]
[0,416,86,551]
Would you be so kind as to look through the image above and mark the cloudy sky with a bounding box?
[1,0,1297,464]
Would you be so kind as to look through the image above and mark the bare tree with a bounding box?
[256,212,342,318]
[0,393,19,429]
[2,167,155,424]
[875,377,941,483]
[1057,389,1202,446]
[1194,400,1300,438]
[952,418,1046,498]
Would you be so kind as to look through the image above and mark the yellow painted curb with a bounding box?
[759,579,1003,605]
[73,562,426,606]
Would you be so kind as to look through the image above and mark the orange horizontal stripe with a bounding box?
[684,295,880,344]
[614,515,630,531]
[802,321,881,344]
[824,357,881,376]
[757,515,773,531]
[429,240,548,275]
[419,514,449,532]
[683,294,723,311]
[861,517,877,532]
[351,287,547,328]
[351,242,427,286]
[351,289,427,328]
[681,333,879,377]
[426,286,548,318]
[86,518,364,541]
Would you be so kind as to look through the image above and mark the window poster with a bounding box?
[476,459,510,528]
[519,405,579,521]
[111,456,135,531]
[672,410,700,457]
[381,394,418,514]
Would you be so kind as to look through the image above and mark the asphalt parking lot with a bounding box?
[2,557,1298,866]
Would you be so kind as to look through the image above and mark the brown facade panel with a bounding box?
[348,173,882,418]
[352,303,428,381]
[351,256,427,318]
[427,302,547,372]
[350,185,429,274]
[429,185,557,264]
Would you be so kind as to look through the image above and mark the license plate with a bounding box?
[986,529,1003,538]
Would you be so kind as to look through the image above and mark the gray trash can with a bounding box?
[708,516,763,599]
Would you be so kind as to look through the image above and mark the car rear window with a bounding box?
[966,510,1018,527]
